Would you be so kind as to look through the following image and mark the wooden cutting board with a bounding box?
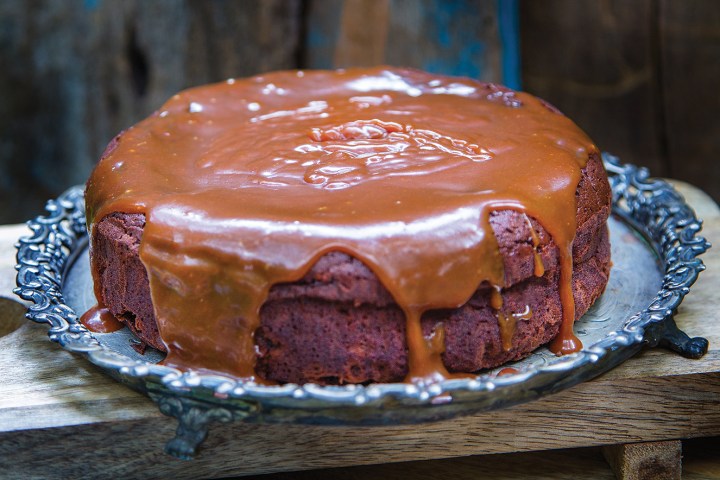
[0,181,718,480]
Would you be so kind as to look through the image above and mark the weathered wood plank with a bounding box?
[333,0,391,67]
[0,0,301,225]
[242,447,618,480]
[305,0,503,81]
[384,0,501,80]
[659,0,720,204]
[241,438,720,480]
[520,0,667,177]
[0,372,717,479]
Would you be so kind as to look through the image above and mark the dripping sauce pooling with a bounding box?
[80,304,124,334]
[85,67,594,383]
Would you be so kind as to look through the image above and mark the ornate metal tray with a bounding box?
[15,155,709,459]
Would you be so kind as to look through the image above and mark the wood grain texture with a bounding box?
[520,0,720,204]
[305,0,502,80]
[0,182,718,479]
[1,371,718,479]
[333,0,391,67]
[243,438,720,480]
[659,0,720,205]
[0,0,301,224]
[520,0,667,176]
[3,0,719,231]
[243,448,618,480]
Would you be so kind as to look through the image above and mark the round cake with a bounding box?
[85,67,612,385]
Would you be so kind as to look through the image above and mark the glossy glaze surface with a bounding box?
[86,67,596,381]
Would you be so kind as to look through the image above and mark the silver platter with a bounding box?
[15,154,710,458]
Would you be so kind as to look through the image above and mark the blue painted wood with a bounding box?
[498,0,521,89]
[303,0,343,69]
[417,0,489,79]
[305,0,506,83]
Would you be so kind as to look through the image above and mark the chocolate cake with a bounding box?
[85,67,612,385]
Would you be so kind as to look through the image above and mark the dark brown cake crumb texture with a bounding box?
[91,153,612,385]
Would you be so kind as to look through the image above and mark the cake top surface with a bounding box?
[86,67,598,381]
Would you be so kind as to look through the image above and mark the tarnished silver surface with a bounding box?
[15,154,710,458]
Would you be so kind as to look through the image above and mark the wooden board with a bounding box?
[0,181,718,478]
[246,438,720,480]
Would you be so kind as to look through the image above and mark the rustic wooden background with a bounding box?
[0,0,717,224]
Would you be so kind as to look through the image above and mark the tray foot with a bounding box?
[647,313,709,359]
[150,393,234,460]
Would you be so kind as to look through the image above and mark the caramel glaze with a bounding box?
[490,287,534,352]
[525,214,546,277]
[80,304,124,333]
[85,67,596,383]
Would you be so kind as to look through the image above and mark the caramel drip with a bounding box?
[80,305,124,333]
[85,67,595,382]
[497,367,519,376]
[497,315,513,351]
[507,305,533,351]
[490,288,515,351]
[405,315,449,383]
[491,289,532,352]
[549,250,582,355]
[525,214,545,277]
